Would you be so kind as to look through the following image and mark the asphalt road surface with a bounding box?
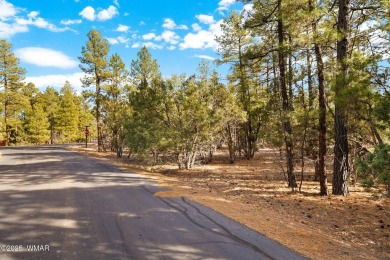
[0,146,305,260]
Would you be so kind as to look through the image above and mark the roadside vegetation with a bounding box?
[1,0,389,257]
[1,0,389,196]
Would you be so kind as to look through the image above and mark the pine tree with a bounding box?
[24,104,50,144]
[217,11,262,160]
[58,81,79,142]
[239,0,298,189]
[307,0,329,195]
[37,87,60,144]
[125,46,165,161]
[79,29,110,151]
[76,94,96,142]
[0,40,26,145]
[105,53,129,156]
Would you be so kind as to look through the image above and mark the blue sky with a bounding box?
[0,0,247,91]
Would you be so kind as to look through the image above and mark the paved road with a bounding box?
[0,146,305,260]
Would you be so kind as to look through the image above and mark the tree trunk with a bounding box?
[50,121,54,144]
[278,0,296,190]
[333,0,350,196]
[307,47,314,108]
[96,77,103,152]
[310,0,328,196]
[316,43,328,196]
[227,124,237,163]
[288,35,294,109]
[333,107,349,195]
[4,78,9,145]
[370,122,383,145]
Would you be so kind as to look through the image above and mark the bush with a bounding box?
[356,144,390,195]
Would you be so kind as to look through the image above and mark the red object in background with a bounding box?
[84,130,89,135]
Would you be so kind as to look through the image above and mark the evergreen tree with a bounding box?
[79,29,110,151]
[217,11,259,160]
[238,0,298,189]
[76,93,96,142]
[0,40,26,145]
[37,87,60,144]
[125,46,165,161]
[24,104,50,144]
[58,81,79,142]
[105,53,129,156]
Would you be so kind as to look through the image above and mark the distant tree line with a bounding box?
[0,40,94,145]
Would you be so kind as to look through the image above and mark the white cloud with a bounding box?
[142,32,156,40]
[141,30,180,48]
[15,13,70,33]
[217,0,236,11]
[194,55,215,61]
[107,38,119,45]
[24,72,85,92]
[79,5,118,22]
[180,30,215,49]
[162,18,188,30]
[79,6,95,21]
[97,5,118,21]
[0,21,28,38]
[131,42,163,50]
[143,42,163,50]
[167,46,176,51]
[210,19,223,36]
[15,47,78,69]
[159,30,180,45]
[192,23,202,32]
[131,42,141,48]
[115,24,129,33]
[117,36,128,43]
[107,35,129,45]
[61,19,82,25]
[0,1,70,38]
[180,19,223,50]
[242,3,254,20]
[28,11,39,19]
[162,18,175,30]
[196,14,215,25]
[113,0,120,7]
[0,0,17,21]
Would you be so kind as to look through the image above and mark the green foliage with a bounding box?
[123,47,245,167]
[24,104,50,144]
[0,39,26,144]
[125,46,165,158]
[57,82,80,142]
[357,144,390,190]
[104,53,129,153]
[0,40,95,146]
[79,29,111,151]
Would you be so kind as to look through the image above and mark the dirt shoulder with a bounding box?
[68,144,390,260]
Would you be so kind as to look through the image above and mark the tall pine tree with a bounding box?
[79,29,110,151]
[0,40,26,145]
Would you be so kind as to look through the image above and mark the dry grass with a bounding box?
[69,144,390,260]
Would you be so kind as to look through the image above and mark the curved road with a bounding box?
[0,146,305,260]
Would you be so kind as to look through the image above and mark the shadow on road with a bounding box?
[0,146,302,260]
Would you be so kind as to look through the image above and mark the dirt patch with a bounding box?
[69,144,390,260]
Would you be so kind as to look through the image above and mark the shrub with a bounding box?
[356,144,390,196]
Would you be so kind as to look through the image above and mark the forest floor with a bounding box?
[69,144,390,260]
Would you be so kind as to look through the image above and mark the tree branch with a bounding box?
[351,6,381,11]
